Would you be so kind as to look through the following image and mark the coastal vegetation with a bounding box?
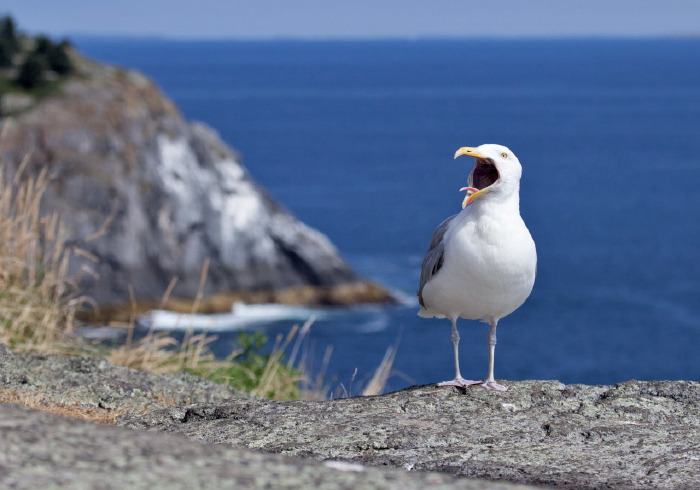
[0,141,305,400]
[0,15,74,115]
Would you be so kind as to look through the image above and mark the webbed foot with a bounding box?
[437,379,508,391]
[479,380,508,391]
[437,377,483,388]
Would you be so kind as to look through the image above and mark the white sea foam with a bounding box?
[139,302,330,331]
[232,302,329,320]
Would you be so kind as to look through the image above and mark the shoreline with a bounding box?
[79,279,399,324]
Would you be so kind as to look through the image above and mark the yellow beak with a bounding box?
[454,147,487,159]
[455,147,490,207]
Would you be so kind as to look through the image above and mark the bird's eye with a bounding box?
[500,152,508,159]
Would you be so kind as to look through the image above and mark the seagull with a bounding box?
[417,144,537,391]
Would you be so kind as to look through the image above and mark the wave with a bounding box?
[138,302,331,331]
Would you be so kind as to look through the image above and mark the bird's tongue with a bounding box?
[459,187,479,209]
[460,186,479,196]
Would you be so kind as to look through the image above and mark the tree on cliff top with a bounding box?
[0,15,20,68]
[0,15,74,90]
[0,40,13,68]
[0,16,20,55]
[16,52,46,89]
[32,35,52,56]
[46,40,73,75]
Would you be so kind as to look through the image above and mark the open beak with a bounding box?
[454,147,497,208]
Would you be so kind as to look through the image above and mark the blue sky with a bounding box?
[2,0,699,39]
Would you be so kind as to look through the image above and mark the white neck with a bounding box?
[468,184,521,217]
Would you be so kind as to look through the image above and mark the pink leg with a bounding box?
[479,319,508,391]
[437,318,482,387]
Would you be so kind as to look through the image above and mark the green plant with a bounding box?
[186,331,301,400]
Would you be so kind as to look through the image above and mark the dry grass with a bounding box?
[289,317,398,400]
[254,320,310,400]
[0,134,228,381]
[0,388,126,424]
[104,268,222,376]
[361,344,398,397]
[0,150,89,353]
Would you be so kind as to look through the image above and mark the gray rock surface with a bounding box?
[1,345,534,489]
[0,403,535,490]
[0,343,244,413]
[0,59,389,307]
[3,347,699,488]
[125,380,700,489]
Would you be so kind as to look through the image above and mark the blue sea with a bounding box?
[74,38,700,393]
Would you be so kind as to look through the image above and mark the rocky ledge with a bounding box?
[2,346,699,489]
[0,56,395,313]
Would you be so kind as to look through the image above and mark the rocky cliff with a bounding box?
[0,57,393,309]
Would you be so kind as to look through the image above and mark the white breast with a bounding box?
[419,204,537,322]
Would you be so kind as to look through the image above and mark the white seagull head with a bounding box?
[454,144,522,208]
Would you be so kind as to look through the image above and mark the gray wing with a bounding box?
[417,215,456,308]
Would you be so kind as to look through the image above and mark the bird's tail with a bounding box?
[417,307,445,319]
